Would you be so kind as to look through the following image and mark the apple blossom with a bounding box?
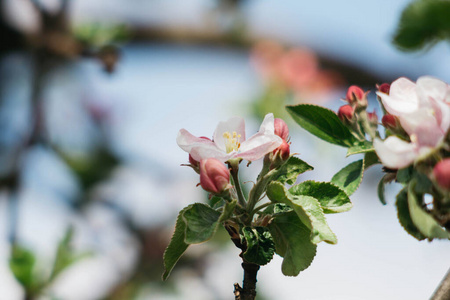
[374,76,450,169]
[346,85,365,104]
[177,113,283,163]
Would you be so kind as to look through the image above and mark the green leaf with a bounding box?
[183,203,222,244]
[242,227,275,266]
[396,188,426,240]
[266,182,337,244]
[331,160,364,196]
[286,104,356,147]
[274,156,314,185]
[9,246,36,290]
[290,181,352,213]
[163,201,237,280]
[346,141,374,156]
[364,151,380,170]
[163,207,192,280]
[407,181,450,240]
[413,172,433,194]
[377,176,387,205]
[393,0,450,51]
[268,212,317,276]
[396,166,413,183]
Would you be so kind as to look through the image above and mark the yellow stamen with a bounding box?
[223,131,241,153]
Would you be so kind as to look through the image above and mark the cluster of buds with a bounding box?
[337,85,379,139]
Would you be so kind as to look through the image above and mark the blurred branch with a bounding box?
[431,268,450,300]
[131,25,386,86]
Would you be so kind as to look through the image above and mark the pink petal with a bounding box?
[177,129,214,152]
[377,77,418,116]
[429,97,450,134]
[373,137,418,169]
[213,117,246,151]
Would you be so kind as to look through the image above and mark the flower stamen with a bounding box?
[223,131,241,153]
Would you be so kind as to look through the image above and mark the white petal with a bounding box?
[416,76,448,106]
[258,113,276,135]
[190,146,232,162]
[373,137,417,169]
[377,77,419,116]
[238,133,282,161]
[400,108,444,147]
[429,97,450,135]
[213,117,245,151]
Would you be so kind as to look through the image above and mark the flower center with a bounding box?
[223,131,241,153]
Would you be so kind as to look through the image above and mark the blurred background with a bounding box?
[0,0,449,299]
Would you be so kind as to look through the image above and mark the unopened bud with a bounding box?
[382,114,399,130]
[346,85,365,104]
[338,105,355,124]
[271,140,290,169]
[274,118,289,141]
[433,159,450,190]
[377,83,390,95]
[200,158,230,194]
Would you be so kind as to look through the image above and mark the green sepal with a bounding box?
[268,211,317,276]
[290,180,352,213]
[331,159,364,196]
[273,156,314,185]
[407,181,450,240]
[346,141,374,156]
[395,188,426,241]
[266,182,337,244]
[286,104,356,147]
[242,227,275,266]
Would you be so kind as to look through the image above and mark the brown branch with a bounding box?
[431,268,450,300]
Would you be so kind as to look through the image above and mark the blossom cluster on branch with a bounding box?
[290,76,450,241]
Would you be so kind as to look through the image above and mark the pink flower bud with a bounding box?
[273,140,290,161]
[433,159,450,190]
[346,85,365,103]
[199,158,230,194]
[382,114,399,130]
[274,118,289,141]
[377,83,390,94]
[338,105,355,123]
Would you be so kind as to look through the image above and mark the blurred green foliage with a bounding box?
[393,0,450,51]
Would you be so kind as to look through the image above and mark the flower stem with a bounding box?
[234,262,260,300]
[229,163,247,208]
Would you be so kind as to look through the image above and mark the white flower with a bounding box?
[177,113,283,162]
[375,76,450,169]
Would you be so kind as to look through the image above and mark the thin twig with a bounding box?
[431,268,450,300]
